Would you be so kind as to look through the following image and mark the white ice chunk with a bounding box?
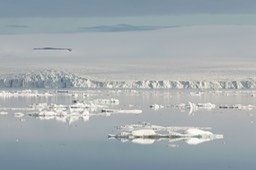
[92,98,120,105]
[14,112,25,118]
[0,111,8,115]
[102,109,142,114]
[186,128,213,136]
[131,129,156,137]
[150,104,164,110]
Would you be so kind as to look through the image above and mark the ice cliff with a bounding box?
[0,70,256,89]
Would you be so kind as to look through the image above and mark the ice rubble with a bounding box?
[1,70,256,89]
[27,99,142,125]
[0,94,140,125]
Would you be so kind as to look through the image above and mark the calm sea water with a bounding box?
[0,90,255,170]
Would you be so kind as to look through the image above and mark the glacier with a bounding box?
[0,70,256,89]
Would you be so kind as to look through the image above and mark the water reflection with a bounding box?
[0,89,255,170]
[109,122,224,146]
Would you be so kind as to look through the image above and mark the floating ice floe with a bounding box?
[29,108,90,125]
[0,111,8,115]
[175,102,216,114]
[29,108,141,125]
[101,109,142,114]
[190,91,204,96]
[14,112,25,118]
[149,104,164,110]
[27,98,141,125]
[219,104,256,110]
[91,98,120,105]
[0,95,134,124]
[0,90,54,98]
[109,122,223,146]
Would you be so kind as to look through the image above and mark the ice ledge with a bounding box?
[0,70,255,89]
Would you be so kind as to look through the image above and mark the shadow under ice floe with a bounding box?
[109,122,224,146]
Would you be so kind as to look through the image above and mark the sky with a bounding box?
[0,0,256,34]
[1,0,256,17]
[1,0,256,77]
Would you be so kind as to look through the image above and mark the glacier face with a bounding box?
[0,70,256,89]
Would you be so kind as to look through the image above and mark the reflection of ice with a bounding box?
[132,138,155,145]
[186,138,211,145]
[109,122,223,146]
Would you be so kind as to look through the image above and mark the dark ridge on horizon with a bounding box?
[6,25,29,28]
[33,47,72,52]
[80,24,178,32]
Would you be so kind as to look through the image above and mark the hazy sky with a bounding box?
[1,0,256,77]
[1,0,256,17]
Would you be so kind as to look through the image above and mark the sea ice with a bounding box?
[175,102,216,114]
[0,111,8,115]
[14,112,25,118]
[219,104,256,110]
[109,122,223,146]
[150,104,164,110]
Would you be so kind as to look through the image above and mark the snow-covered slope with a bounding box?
[1,70,256,89]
